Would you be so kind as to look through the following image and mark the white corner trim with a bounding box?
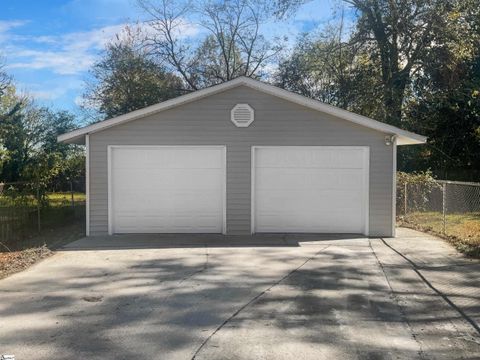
[107,145,113,235]
[223,146,227,235]
[250,146,256,234]
[392,136,398,237]
[363,147,370,236]
[85,134,90,237]
[58,77,426,145]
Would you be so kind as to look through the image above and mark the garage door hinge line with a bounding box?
[190,245,331,360]
[379,238,480,335]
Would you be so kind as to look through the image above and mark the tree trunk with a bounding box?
[383,70,409,127]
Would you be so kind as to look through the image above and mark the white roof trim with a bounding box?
[58,76,426,145]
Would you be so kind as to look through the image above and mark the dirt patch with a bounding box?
[0,221,85,280]
[0,246,52,279]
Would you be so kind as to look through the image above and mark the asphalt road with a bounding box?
[0,230,479,359]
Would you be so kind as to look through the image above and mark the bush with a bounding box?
[397,171,441,213]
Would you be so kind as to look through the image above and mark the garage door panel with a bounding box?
[257,208,364,231]
[110,146,224,234]
[257,212,363,232]
[113,169,223,190]
[256,190,363,211]
[114,190,222,212]
[256,147,365,169]
[255,168,365,190]
[114,148,223,169]
[254,147,368,234]
[113,202,222,233]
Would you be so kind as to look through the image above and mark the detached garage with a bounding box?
[58,77,425,237]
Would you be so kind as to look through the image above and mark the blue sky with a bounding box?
[1,0,342,114]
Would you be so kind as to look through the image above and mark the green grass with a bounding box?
[0,192,85,207]
[45,192,86,206]
[399,211,480,257]
[0,192,86,252]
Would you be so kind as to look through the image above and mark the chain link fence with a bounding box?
[397,179,480,256]
[0,178,85,252]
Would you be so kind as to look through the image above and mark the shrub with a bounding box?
[397,171,441,213]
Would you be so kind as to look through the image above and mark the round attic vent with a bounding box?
[231,104,254,127]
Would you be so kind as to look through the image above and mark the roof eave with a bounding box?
[58,133,86,145]
[396,133,427,145]
[58,76,427,146]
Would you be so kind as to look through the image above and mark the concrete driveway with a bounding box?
[0,229,479,360]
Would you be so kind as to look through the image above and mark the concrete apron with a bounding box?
[0,232,478,360]
[61,233,369,250]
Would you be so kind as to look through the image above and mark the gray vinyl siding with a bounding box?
[88,85,394,236]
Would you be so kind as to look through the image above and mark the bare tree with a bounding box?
[137,0,283,90]
[0,60,11,98]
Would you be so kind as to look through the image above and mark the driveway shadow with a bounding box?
[1,237,479,359]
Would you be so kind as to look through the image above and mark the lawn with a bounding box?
[399,211,480,257]
[46,192,86,206]
[0,191,86,207]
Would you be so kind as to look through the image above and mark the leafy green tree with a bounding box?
[344,0,448,126]
[275,1,473,126]
[28,109,85,191]
[83,28,183,119]
[400,54,480,180]
[275,0,480,180]
[0,88,40,183]
[0,88,84,187]
[397,0,480,178]
[275,21,384,119]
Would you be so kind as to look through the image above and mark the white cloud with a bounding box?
[16,78,83,101]
[1,15,199,110]
[8,24,125,74]
[0,20,28,33]
[9,50,95,75]
[6,21,199,75]
[0,20,29,43]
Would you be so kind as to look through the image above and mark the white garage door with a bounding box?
[109,146,225,234]
[253,147,369,234]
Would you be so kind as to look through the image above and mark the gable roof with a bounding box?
[58,76,426,145]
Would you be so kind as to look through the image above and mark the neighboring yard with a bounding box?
[399,212,480,257]
[0,191,86,279]
[397,174,480,258]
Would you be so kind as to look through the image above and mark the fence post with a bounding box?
[404,183,408,215]
[36,185,41,233]
[442,182,446,235]
[70,180,75,210]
